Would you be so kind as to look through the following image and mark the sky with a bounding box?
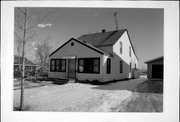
[15,7,163,70]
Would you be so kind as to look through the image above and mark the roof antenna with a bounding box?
[114,11,118,30]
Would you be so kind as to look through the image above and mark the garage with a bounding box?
[145,56,163,79]
[152,64,163,79]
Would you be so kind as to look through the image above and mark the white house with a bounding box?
[49,29,139,82]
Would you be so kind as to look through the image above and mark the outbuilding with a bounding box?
[145,56,163,79]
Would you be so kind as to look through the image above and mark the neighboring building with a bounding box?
[49,29,139,82]
[14,55,36,77]
[145,56,163,79]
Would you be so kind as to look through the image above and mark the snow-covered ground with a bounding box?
[13,78,163,112]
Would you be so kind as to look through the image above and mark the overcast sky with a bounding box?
[15,7,163,70]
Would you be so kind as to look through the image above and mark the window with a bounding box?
[129,62,131,72]
[120,42,123,54]
[129,46,131,57]
[50,59,55,71]
[106,58,111,74]
[50,59,66,72]
[120,61,123,73]
[78,58,100,73]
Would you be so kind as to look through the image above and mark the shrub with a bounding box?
[91,80,101,85]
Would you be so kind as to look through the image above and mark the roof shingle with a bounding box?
[77,29,126,47]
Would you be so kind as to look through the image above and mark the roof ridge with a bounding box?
[144,56,163,63]
[79,29,126,37]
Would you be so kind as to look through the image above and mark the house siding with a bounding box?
[112,31,138,79]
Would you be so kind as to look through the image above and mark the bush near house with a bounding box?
[75,79,129,85]
[35,67,49,77]
[75,79,102,85]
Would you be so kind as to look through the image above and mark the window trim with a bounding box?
[77,57,100,74]
[50,59,66,72]
[106,58,111,74]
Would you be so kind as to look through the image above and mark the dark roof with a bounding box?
[78,29,138,60]
[14,55,36,66]
[144,56,163,63]
[77,29,126,47]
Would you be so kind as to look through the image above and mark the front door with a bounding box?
[67,59,76,79]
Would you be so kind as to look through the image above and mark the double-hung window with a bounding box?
[129,62,132,72]
[50,59,66,72]
[78,58,100,73]
[106,58,111,74]
[120,41,123,54]
[129,46,131,57]
[120,61,123,73]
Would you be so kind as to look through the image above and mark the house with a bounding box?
[49,29,139,82]
[14,55,36,77]
[145,56,163,79]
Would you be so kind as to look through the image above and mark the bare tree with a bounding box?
[14,7,58,111]
[18,7,28,111]
[35,35,52,77]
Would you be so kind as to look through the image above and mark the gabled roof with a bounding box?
[14,55,36,66]
[49,38,110,57]
[50,29,138,61]
[77,29,126,47]
[144,56,163,63]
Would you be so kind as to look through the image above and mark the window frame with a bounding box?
[120,60,123,73]
[106,58,111,74]
[50,59,66,72]
[78,57,100,74]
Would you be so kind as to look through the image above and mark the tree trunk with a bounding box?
[20,8,28,111]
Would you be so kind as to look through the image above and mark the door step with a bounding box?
[68,79,75,83]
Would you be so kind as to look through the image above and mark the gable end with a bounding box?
[49,38,104,57]
[125,29,139,61]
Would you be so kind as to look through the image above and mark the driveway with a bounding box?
[13,78,153,111]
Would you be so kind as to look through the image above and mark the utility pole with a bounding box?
[114,11,118,30]
[20,8,28,111]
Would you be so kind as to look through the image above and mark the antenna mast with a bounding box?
[114,12,118,30]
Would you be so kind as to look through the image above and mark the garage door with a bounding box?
[152,64,163,79]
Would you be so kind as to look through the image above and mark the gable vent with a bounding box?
[102,29,106,33]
